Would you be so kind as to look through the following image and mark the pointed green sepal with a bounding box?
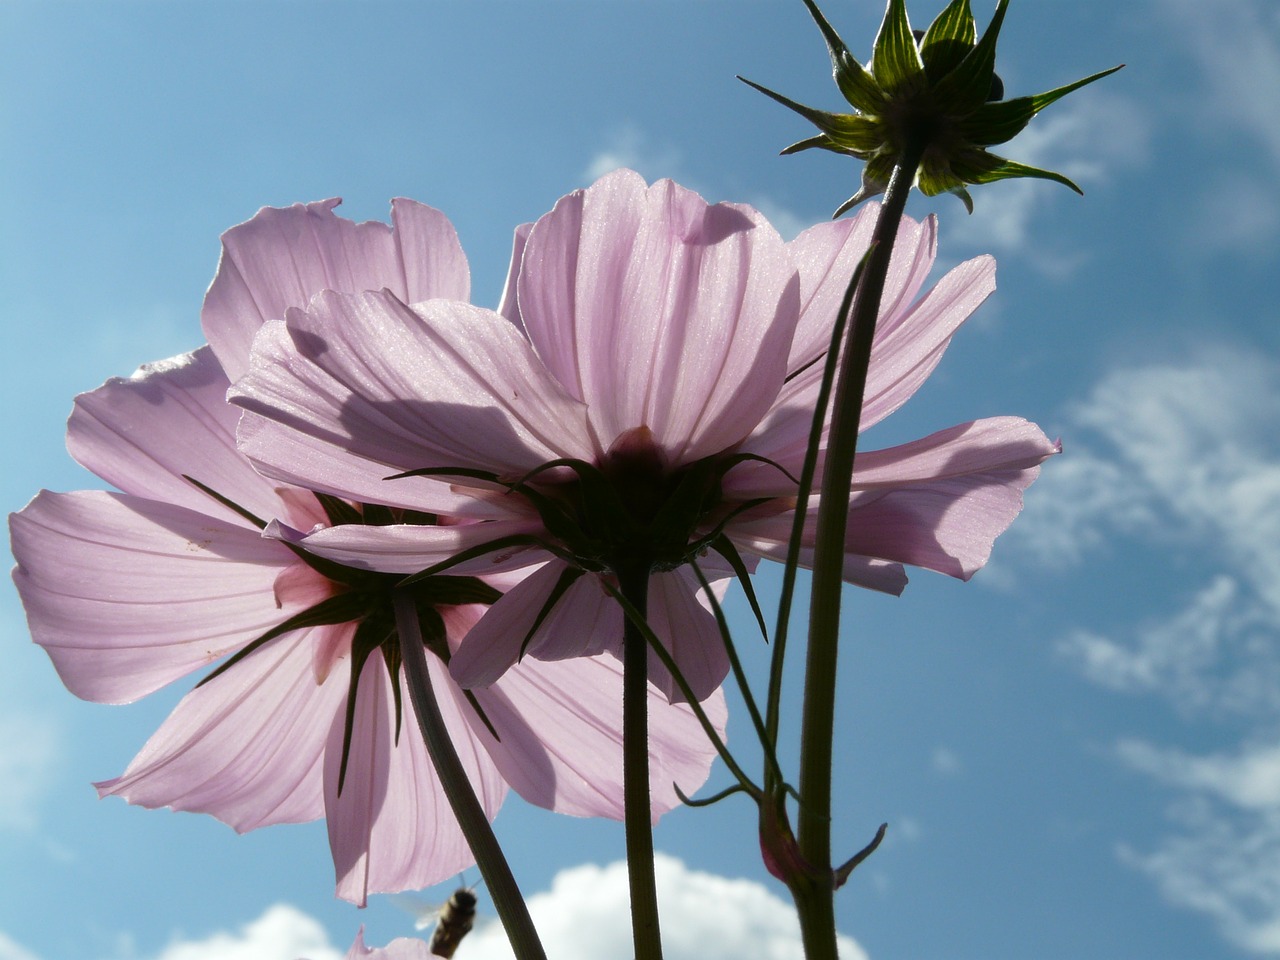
[960,64,1125,146]
[919,0,976,82]
[871,0,925,96]
[932,0,1008,114]
[952,152,1084,194]
[798,0,887,112]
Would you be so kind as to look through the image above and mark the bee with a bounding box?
[394,882,480,959]
[429,885,478,958]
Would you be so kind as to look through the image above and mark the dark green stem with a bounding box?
[393,590,547,960]
[619,563,663,960]
[795,146,923,958]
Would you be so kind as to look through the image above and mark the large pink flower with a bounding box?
[231,170,1058,703]
[8,198,724,905]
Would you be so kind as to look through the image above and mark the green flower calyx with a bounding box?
[740,0,1123,215]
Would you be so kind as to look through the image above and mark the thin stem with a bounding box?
[794,146,923,957]
[393,590,547,960]
[618,563,663,960]
[764,250,867,764]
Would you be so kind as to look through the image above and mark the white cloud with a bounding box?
[1001,345,1280,951]
[0,931,41,960]
[1159,0,1280,249]
[0,713,60,831]
[948,93,1148,266]
[1058,575,1280,716]
[1117,792,1280,955]
[583,123,684,185]
[458,853,870,960]
[931,747,962,777]
[1160,0,1280,170]
[1009,347,1280,615]
[152,905,342,960]
[583,125,811,240]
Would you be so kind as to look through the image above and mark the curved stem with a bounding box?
[618,563,664,960]
[393,590,547,960]
[794,147,923,957]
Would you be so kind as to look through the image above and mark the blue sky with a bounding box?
[2,1,1279,958]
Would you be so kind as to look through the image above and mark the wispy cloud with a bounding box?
[0,714,60,831]
[152,905,342,960]
[947,93,1149,268]
[1002,344,1280,950]
[583,125,811,240]
[0,931,41,960]
[1160,0,1280,250]
[458,853,869,960]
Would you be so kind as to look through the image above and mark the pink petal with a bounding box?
[272,517,551,576]
[644,568,730,704]
[203,198,470,381]
[746,220,995,475]
[443,605,726,820]
[325,653,507,905]
[9,490,299,703]
[859,253,996,430]
[842,418,1059,578]
[497,222,532,330]
[517,169,801,464]
[728,526,910,595]
[231,291,594,510]
[782,209,936,387]
[731,417,1058,584]
[95,631,341,831]
[448,560,622,689]
[66,347,307,527]
[346,930,434,960]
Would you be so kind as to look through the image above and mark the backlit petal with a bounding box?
[518,169,801,463]
[325,653,507,905]
[95,631,341,831]
[10,490,297,703]
[203,198,470,380]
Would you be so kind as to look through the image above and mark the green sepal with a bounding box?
[182,475,268,530]
[781,134,849,157]
[932,0,1008,114]
[710,534,769,642]
[737,77,882,155]
[960,64,1125,146]
[798,0,887,113]
[313,491,362,527]
[396,532,553,587]
[337,613,397,794]
[952,152,1083,194]
[919,0,976,82]
[870,0,925,97]
[196,590,375,689]
[675,782,751,809]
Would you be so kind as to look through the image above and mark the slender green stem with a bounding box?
[618,564,663,960]
[393,590,547,960]
[794,147,923,957]
[764,250,867,767]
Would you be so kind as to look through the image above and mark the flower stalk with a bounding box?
[618,562,664,960]
[795,144,923,959]
[393,590,547,960]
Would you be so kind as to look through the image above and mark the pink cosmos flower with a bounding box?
[9,198,724,905]
[229,170,1058,706]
